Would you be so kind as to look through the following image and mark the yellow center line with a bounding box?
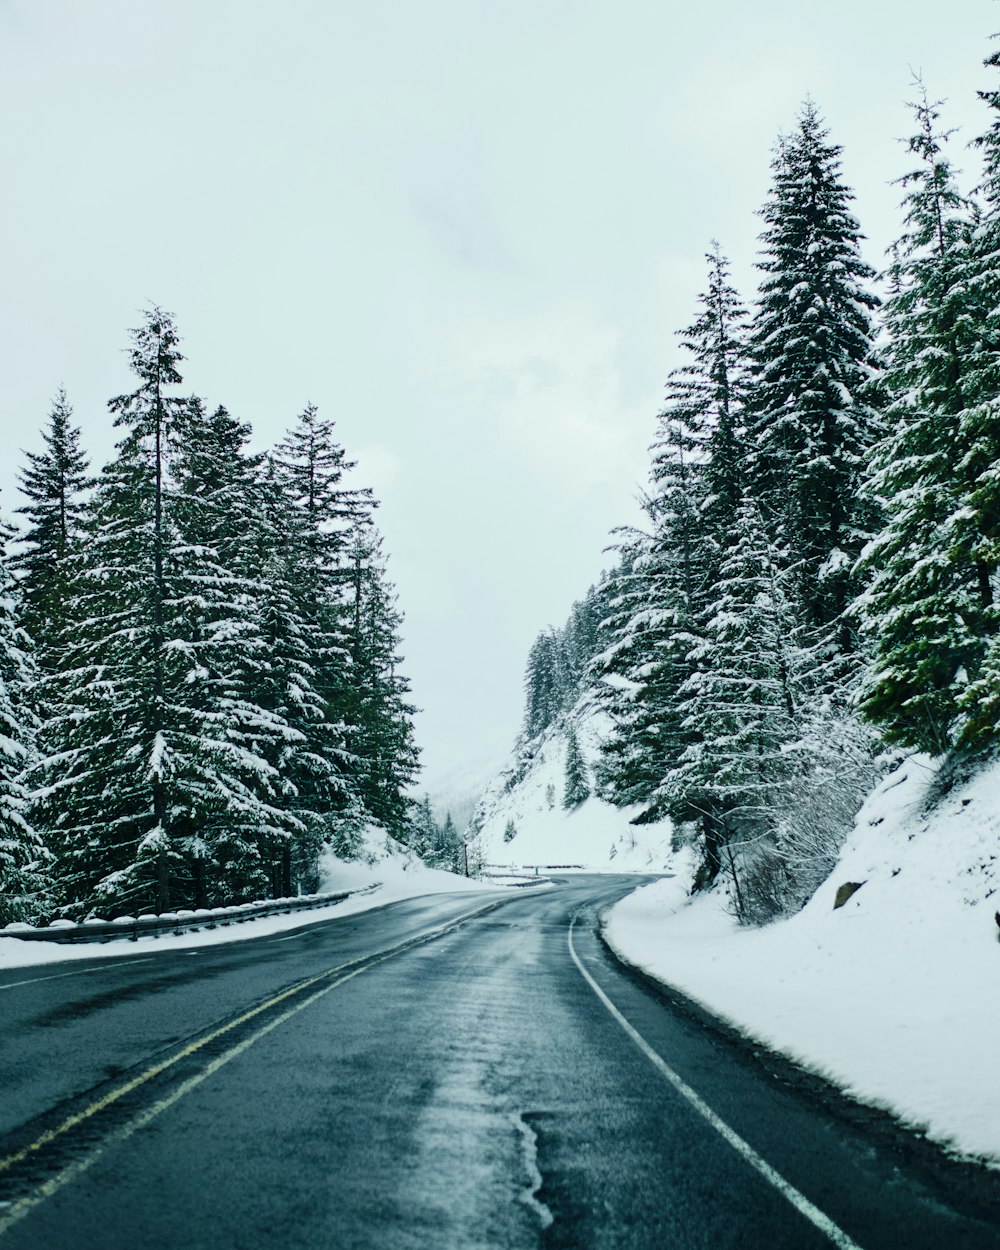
[0,959,378,1237]
[0,897,506,1200]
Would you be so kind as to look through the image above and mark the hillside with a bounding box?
[606,754,1000,1164]
[469,694,673,871]
[420,750,509,832]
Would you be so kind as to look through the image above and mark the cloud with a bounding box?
[440,302,650,498]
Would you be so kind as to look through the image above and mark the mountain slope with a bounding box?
[469,694,673,870]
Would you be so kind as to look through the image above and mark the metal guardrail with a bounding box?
[0,884,382,945]
[483,863,585,876]
[479,873,553,888]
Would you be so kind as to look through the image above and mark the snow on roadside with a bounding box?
[0,828,503,972]
[605,756,1000,1165]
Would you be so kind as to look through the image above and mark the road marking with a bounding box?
[269,930,311,943]
[567,916,865,1250]
[0,897,507,1239]
[0,959,155,992]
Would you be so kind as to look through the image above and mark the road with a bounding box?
[0,875,997,1249]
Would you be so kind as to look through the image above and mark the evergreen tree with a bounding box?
[857,90,989,752]
[563,725,590,808]
[748,104,881,654]
[0,515,49,924]
[596,247,749,816]
[32,312,293,914]
[408,795,439,857]
[342,529,420,837]
[668,242,750,545]
[597,409,710,816]
[522,630,565,739]
[273,404,376,847]
[15,388,91,659]
[664,498,805,889]
[168,401,306,902]
[32,310,194,914]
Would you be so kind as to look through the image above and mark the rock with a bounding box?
[834,881,865,910]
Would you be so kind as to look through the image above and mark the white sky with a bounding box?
[0,1,995,787]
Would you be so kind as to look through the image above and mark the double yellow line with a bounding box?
[0,896,507,1239]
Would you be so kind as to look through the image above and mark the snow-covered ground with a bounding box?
[0,829,502,972]
[606,755,1000,1165]
[472,700,673,870]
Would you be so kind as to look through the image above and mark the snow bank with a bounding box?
[473,701,673,871]
[606,756,1000,1164]
[0,828,500,972]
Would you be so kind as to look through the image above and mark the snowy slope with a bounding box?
[606,755,1000,1164]
[470,697,673,871]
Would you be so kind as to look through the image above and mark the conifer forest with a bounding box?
[517,52,1000,923]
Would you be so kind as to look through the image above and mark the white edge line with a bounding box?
[0,959,155,992]
[567,915,865,1250]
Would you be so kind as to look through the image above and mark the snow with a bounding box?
[472,699,673,871]
[0,828,506,972]
[606,755,1000,1165]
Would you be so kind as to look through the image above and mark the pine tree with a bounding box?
[857,90,989,752]
[748,104,881,654]
[408,795,439,857]
[15,388,91,659]
[597,412,711,815]
[167,400,306,902]
[32,310,194,914]
[663,498,805,889]
[563,725,590,808]
[668,242,750,544]
[0,514,49,924]
[523,630,565,739]
[31,311,293,915]
[341,529,420,838]
[273,404,376,848]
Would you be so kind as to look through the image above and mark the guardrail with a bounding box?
[483,863,585,875]
[479,872,553,888]
[0,883,382,945]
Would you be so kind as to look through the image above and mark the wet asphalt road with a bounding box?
[0,875,998,1250]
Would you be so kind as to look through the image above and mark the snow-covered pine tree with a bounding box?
[748,104,881,662]
[562,725,590,808]
[167,400,307,902]
[341,528,420,839]
[32,310,196,915]
[30,310,293,915]
[596,255,738,817]
[14,388,92,661]
[857,89,987,753]
[663,497,806,898]
[673,242,750,547]
[0,512,49,924]
[273,404,375,850]
[950,52,1000,749]
[522,630,566,740]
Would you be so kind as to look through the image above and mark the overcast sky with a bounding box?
[0,1,996,787]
